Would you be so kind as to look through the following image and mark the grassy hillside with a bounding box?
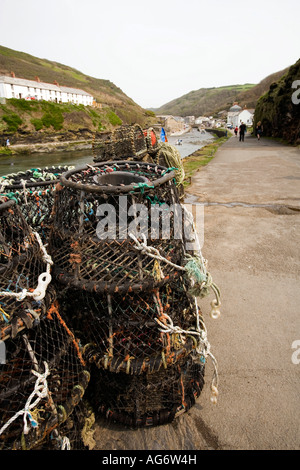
[153,67,290,117]
[153,84,255,117]
[0,45,155,140]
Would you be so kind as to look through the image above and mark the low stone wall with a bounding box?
[204,128,228,138]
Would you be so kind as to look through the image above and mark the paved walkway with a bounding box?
[185,134,300,450]
[93,134,300,450]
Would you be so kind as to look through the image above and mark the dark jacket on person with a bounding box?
[239,124,246,134]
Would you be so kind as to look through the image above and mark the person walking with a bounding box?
[239,122,246,142]
[256,121,263,140]
[234,126,238,137]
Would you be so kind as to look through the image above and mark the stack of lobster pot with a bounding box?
[49,152,216,427]
[92,123,156,164]
[0,198,90,450]
[0,166,74,242]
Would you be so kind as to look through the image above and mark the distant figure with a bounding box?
[256,121,263,140]
[234,126,238,137]
[239,122,246,142]
[6,138,10,147]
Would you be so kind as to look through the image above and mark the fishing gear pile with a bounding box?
[49,155,220,427]
[0,199,90,450]
[0,166,74,240]
[0,124,221,445]
[92,124,150,163]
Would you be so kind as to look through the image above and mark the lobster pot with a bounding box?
[59,278,205,375]
[93,124,148,163]
[0,300,90,450]
[50,161,187,294]
[0,166,74,240]
[143,127,159,157]
[35,400,95,450]
[0,199,54,336]
[88,354,205,428]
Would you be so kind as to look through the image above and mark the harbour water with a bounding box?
[0,128,214,177]
[167,128,214,159]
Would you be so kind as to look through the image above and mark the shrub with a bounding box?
[41,110,64,130]
[2,113,23,132]
[31,118,43,131]
[107,110,122,126]
[9,98,32,112]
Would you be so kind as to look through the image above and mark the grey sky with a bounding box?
[0,0,299,109]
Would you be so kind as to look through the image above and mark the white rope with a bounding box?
[0,231,53,302]
[0,362,50,436]
[129,232,221,319]
[182,205,206,267]
[155,300,219,404]
[129,232,186,272]
[61,436,71,450]
[21,179,28,205]
[0,179,10,194]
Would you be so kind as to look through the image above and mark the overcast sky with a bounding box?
[0,0,299,109]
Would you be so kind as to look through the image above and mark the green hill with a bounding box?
[152,84,255,117]
[152,68,290,117]
[0,45,155,142]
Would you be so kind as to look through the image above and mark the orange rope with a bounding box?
[47,301,86,367]
[153,289,171,356]
[178,365,187,408]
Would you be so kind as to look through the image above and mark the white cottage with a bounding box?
[227,103,254,128]
[0,74,94,106]
[238,108,254,127]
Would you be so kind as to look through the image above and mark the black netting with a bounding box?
[0,199,90,449]
[0,301,90,450]
[0,200,53,338]
[49,161,186,294]
[36,400,95,450]
[0,131,218,441]
[0,166,74,240]
[58,280,205,375]
[87,356,205,428]
[92,124,149,163]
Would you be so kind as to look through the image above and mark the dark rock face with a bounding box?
[253,59,300,145]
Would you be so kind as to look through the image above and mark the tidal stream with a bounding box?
[0,128,214,176]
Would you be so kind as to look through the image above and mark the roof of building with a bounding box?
[229,104,242,112]
[0,75,93,97]
[239,108,255,114]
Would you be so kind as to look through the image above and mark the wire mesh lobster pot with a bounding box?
[56,277,207,427]
[0,199,90,449]
[0,199,54,336]
[93,124,149,163]
[143,127,160,157]
[87,354,205,428]
[59,279,203,375]
[48,160,209,428]
[0,300,90,450]
[0,166,74,241]
[36,400,95,450]
[49,161,187,294]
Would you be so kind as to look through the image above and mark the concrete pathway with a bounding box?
[184,134,300,450]
[93,134,300,451]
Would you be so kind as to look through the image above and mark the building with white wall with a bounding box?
[227,103,254,128]
[0,74,94,106]
[238,108,254,127]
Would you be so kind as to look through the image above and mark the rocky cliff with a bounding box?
[253,59,300,145]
